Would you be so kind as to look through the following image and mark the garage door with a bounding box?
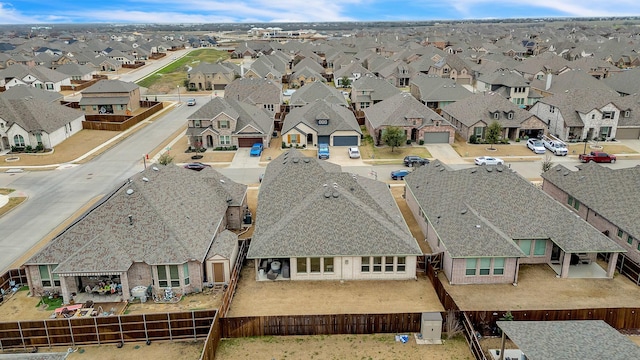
[423,132,450,144]
[615,128,640,139]
[214,84,226,90]
[317,135,330,144]
[238,137,263,147]
[332,136,358,146]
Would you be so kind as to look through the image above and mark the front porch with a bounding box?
[254,258,291,281]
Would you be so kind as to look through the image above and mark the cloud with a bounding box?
[447,0,640,18]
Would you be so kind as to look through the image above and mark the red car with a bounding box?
[578,151,616,163]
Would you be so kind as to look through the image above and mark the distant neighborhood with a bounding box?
[1,19,640,359]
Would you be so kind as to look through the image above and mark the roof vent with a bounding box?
[556,167,562,171]
[579,176,585,180]
[152,166,159,171]
[486,167,493,172]
[323,191,332,198]
[439,167,445,171]
[496,166,503,172]
[303,158,310,163]
[461,209,468,214]
[470,169,477,173]
[126,189,134,195]
[350,187,355,191]
[220,179,225,183]
[292,158,299,163]
[333,182,338,188]
[142,177,149,182]
[563,171,569,176]
[332,191,339,198]
[282,160,288,164]
[475,224,481,228]
[128,215,133,225]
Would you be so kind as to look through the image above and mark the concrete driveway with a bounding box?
[327,146,365,166]
[230,148,262,168]
[424,144,464,164]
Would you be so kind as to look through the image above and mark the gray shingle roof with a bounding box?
[405,161,624,258]
[351,75,401,102]
[247,150,421,259]
[82,79,138,94]
[0,63,69,83]
[206,230,239,259]
[410,73,473,103]
[26,165,246,274]
[541,163,640,239]
[536,88,622,127]
[282,99,361,136]
[364,92,450,129]
[0,97,83,133]
[187,97,273,135]
[497,320,640,360]
[603,67,640,96]
[442,92,539,128]
[223,78,282,106]
[289,81,345,107]
[0,84,62,103]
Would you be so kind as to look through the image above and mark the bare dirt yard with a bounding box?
[124,288,223,315]
[443,264,640,311]
[215,334,473,360]
[390,185,431,254]
[60,340,204,360]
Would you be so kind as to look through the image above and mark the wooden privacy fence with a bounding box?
[198,311,221,360]
[0,268,27,295]
[82,102,164,131]
[600,252,640,286]
[221,313,422,338]
[462,312,488,360]
[218,239,249,317]
[0,309,216,351]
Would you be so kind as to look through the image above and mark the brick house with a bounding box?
[79,80,141,116]
[23,165,247,304]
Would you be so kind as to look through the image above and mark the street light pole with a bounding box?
[177,85,181,103]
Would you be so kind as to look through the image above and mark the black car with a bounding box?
[403,155,429,167]
[183,162,211,171]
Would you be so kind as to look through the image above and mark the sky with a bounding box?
[1,0,640,24]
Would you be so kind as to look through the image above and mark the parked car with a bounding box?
[391,169,411,180]
[403,155,429,167]
[579,151,616,163]
[250,143,264,156]
[318,143,330,159]
[348,147,360,159]
[183,162,211,171]
[526,138,546,154]
[541,135,568,156]
[474,156,504,166]
[186,98,196,106]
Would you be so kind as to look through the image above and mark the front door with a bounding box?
[213,263,225,283]
[551,243,561,264]
[206,135,213,148]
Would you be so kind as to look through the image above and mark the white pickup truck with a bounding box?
[541,135,568,156]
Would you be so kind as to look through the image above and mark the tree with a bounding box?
[340,76,351,88]
[158,152,174,165]
[381,126,406,152]
[486,121,503,150]
[541,153,554,173]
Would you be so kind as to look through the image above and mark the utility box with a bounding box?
[421,312,443,343]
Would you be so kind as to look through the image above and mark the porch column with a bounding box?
[60,276,75,304]
[561,252,571,278]
[120,272,130,301]
[606,253,619,278]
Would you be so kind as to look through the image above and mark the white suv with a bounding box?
[526,138,546,154]
[348,147,360,159]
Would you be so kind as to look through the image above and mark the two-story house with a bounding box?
[224,78,282,119]
[350,75,401,112]
[78,80,141,116]
[475,71,538,108]
[187,62,239,91]
[409,73,473,113]
[0,63,71,92]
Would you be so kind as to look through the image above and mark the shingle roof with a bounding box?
[497,320,640,360]
[187,97,273,135]
[603,67,640,95]
[224,78,282,106]
[536,88,622,127]
[541,163,640,239]
[442,92,539,128]
[364,92,450,129]
[82,79,138,94]
[247,150,421,258]
[282,99,361,136]
[206,230,239,260]
[410,73,473,103]
[25,165,246,274]
[289,82,347,107]
[0,97,83,133]
[0,63,69,83]
[351,75,401,102]
[405,161,624,258]
[0,84,62,103]
[530,69,615,94]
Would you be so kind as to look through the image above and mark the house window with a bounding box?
[158,265,167,287]
[568,195,574,206]
[628,235,634,245]
[493,258,505,275]
[373,257,382,272]
[591,114,595,119]
[573,199,580,211]
[361,257,370,272]
[515,98,524,105]
[534,240,546,256]
[617,229,623,238]
[324,258,334,273]
[289,134,298,144]
[361,102,371,108]
[13,134,25,147]
[81,106,85,111]
[218,120,229,129]
[385,257,394,272]
[157,265,180,287]
[264,104,274,112]
[297,258,307,273]
[493,112,499,119]
[479,258,491,275]
[68,122,72,132]
[550,106,555,113]
[310,258,321,273]
[169,265,180,287]
[637,242,640,251]
[474,127,483,137]
[624,110,630,118]
[507,112,514,119]
[46,83,54,90]
[193,120,201,127]
[39,265,60,287]
[92,105,97,111]
[35,133,42,146]
[183,263,190,285]
[600,126,612,138]
[397,257,406,272]
[465,258,476,276]
[519,240,532,256]
[220,135,231,145]
[602,111,614,119]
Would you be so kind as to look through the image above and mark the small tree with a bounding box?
[340,76,351,88]
[158,152,174,165]
[486,121,503,150]
[542,153,554,172]
[381,126,406,152]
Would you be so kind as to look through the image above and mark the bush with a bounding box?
[35,144,44,152]
[282,141,287,149]
[515,138,520,142]
[25,145,33,153]
[419,140,424,145]
[501,138,510,144]
[469,135,478,144]
[406,139,412,145]
[158,153,174,165]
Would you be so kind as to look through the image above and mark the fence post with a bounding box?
[143,314,149,342]
[192,311,197,340]
[168,313,173,341]
[118,316,124,344]
[68,318,75,346]
[94,317,100,345]
[44,320,50,348]
[17,321,25,350]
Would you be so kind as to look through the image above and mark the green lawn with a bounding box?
[137,49,230,89]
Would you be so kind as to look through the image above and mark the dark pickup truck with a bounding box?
[578,151,616,163]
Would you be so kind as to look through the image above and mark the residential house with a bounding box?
[368,58,413,87]
[350,75,402,112]
[333,61,372,88]
[282,99,361,147]
[529,69,615,98]
[186,97,273,149]
[612,94,640,139]
[404,161,623,285]
[288,66,325,89]
[0,97,83,151]
[54,63,98,82]
[528,88,622,141]
[475,71,538,108]
[0,84,63,103]
[428,54,474,85]
[514,52,571,81]
[603,67,640,96]
[24,165,248,304]
[242,56,284,83]
[224,78,282,118]
[247,150,422,281]
[542,163,640,282]
[187,62,239,91]
[79,80,141,116]
[289,82,347,108]
[409,73,473,113]
[364,92,455,145]
[0,63,71,92]
[442,92,547,141]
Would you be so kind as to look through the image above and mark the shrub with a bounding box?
[515,138,520,142]
[419,140,424,145]
[469,135,478,144]
[25,145,34,153]
[289,144,293,148]
[406,139,412,145]
[282,141,287,149]
[36,144,44,152]
[157,152,174,165]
